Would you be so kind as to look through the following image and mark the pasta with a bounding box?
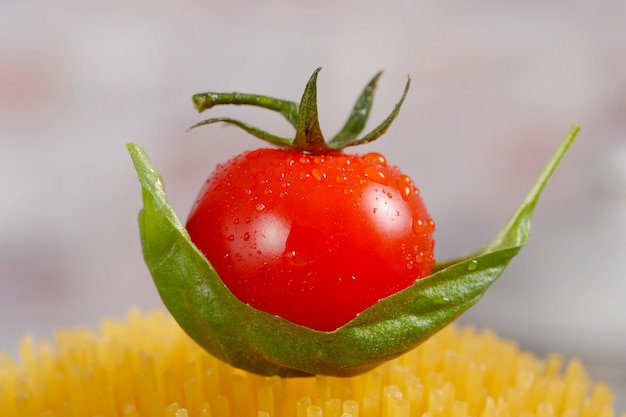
[0,309,621,417]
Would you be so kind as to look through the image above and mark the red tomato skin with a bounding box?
[186,148,435,331]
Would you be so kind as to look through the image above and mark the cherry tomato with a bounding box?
[186,148,435,331]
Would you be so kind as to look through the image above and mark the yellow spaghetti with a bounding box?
[0,308,622,417]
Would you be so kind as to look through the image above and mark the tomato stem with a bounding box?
[191,92,299,127]
[293,67,327,153]
[188,68,411,153]
[329,75,410,149]
[330,71,382,147]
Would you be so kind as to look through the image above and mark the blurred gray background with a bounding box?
[1,0,624,411]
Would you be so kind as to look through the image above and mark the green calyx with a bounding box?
[188,67,409,153]
[128,120,579,377]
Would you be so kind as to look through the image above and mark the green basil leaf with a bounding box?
[127,124,579,377]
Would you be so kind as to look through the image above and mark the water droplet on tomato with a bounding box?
[245,217,252,224]
[312,168,326,181]
[400,185,412,200]
[337,156,350,166]
[396,176,413,200]
[399,174,412,185]
[243,232,250,241]
[363,152,387,166]
[406,260,415,270]
[363,166,388,185]
[286,250,307,267]
[412,218,425,233]
[255,203,266,212]
[227,235,235,241]
[233,218,240,224]
[336,174,348,183]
